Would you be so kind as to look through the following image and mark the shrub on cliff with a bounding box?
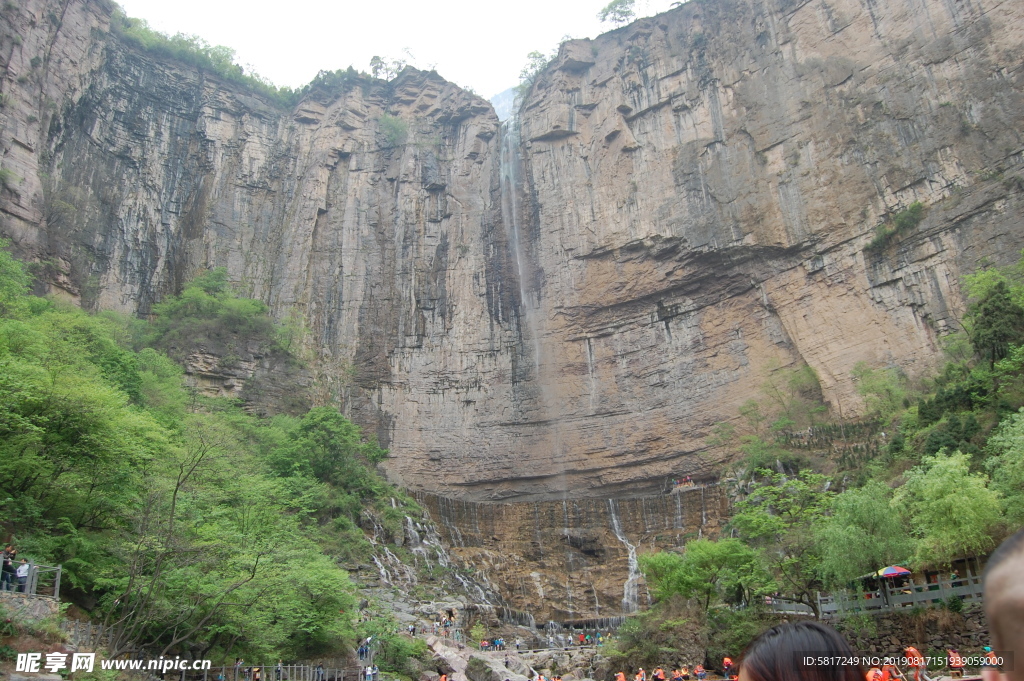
[145,267,280,363]
[864,202,925,251]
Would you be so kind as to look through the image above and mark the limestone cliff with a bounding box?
[2,0,1024,510]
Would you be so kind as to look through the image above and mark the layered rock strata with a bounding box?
[1,0,1023,510]
[418,485,729,622]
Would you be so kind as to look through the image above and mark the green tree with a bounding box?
[985,408,1024,528]
[598,0,636,25]
[893,450,1002,567]
[967,280,1024,369]
[730,470,832,618]
[816,481,915,587]
[641,539,768,612]
[851,362,909,422]
[0,239,30,318]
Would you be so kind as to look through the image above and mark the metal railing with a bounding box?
[1,562,61,598]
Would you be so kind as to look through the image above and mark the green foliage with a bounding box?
[704,609,770,672]
[378,114,409,147]
[641,539,768,612]
[0,239,31,318]
[369,55,407,81]
[598,0,637,25]
[469,621,486,645]
[146,267,278,363]
[967,280,1024,369]
[0,167,20,190]
[516,49,556,99]
[109,10,298,107]
[0,253,427,662]
[985,407,1024,526]
[604,596,705,671]
[730,470,831,617]
[852,362,909,423]
[816,481,914,587]
[864,202,925,251]
[893,450,1002,566]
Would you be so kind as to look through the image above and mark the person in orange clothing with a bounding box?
[723,658,734,678]
[948,649,964,678]
[880,663,899,681]
[904,646,926,681]
[615,673,626,681]
[654,668,666,681]
[865,668,883,681]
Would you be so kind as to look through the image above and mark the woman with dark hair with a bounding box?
[738,621,865,681]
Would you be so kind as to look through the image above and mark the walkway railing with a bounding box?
[765,573,984,618]
[1,562,61,599]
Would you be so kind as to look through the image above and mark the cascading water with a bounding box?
[608,499,640,613]
[498,116,542,377]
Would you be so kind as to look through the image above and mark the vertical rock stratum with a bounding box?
[2,0,1024,507]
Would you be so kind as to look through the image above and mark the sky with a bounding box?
[115,0,679,100]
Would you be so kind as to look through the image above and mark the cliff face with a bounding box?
[417,485,730,623]
[2,0,1024,507]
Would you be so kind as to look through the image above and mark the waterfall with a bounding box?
[499,116,541,376]
[405,516,422,546]
[607,499,640,613]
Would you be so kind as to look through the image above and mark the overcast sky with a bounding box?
[115,0,679,100]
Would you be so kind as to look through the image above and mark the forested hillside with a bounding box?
[0,242,426,663]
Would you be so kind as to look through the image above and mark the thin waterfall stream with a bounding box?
[608,499,640,613]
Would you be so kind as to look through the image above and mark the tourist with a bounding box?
[865,668,883,681]
[947,649,964,679]
[983,527,1024,681]
[315,663,324,681]
[693,665,705,680]
[15,558,29,592]
[654,667,666,681]
[722,658,733,679]
[276,661,283,681]
[0,556,13,591]
[372,664,379,681]
[737,620,864,681]
[615,672,626,681]
[904,646,926,681]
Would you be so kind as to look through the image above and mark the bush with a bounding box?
[945,595,964,613]
[378,114,408,147]
[864,202,925,252]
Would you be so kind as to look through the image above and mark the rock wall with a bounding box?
[418,485,730,622]
[834,604,992,665]
[2,0,1024,507]
[503,0,1024,499]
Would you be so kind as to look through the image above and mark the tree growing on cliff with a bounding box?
[598,0,636,25]
[967,281,1024,370]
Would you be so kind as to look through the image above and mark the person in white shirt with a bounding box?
[15,559,29,592]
